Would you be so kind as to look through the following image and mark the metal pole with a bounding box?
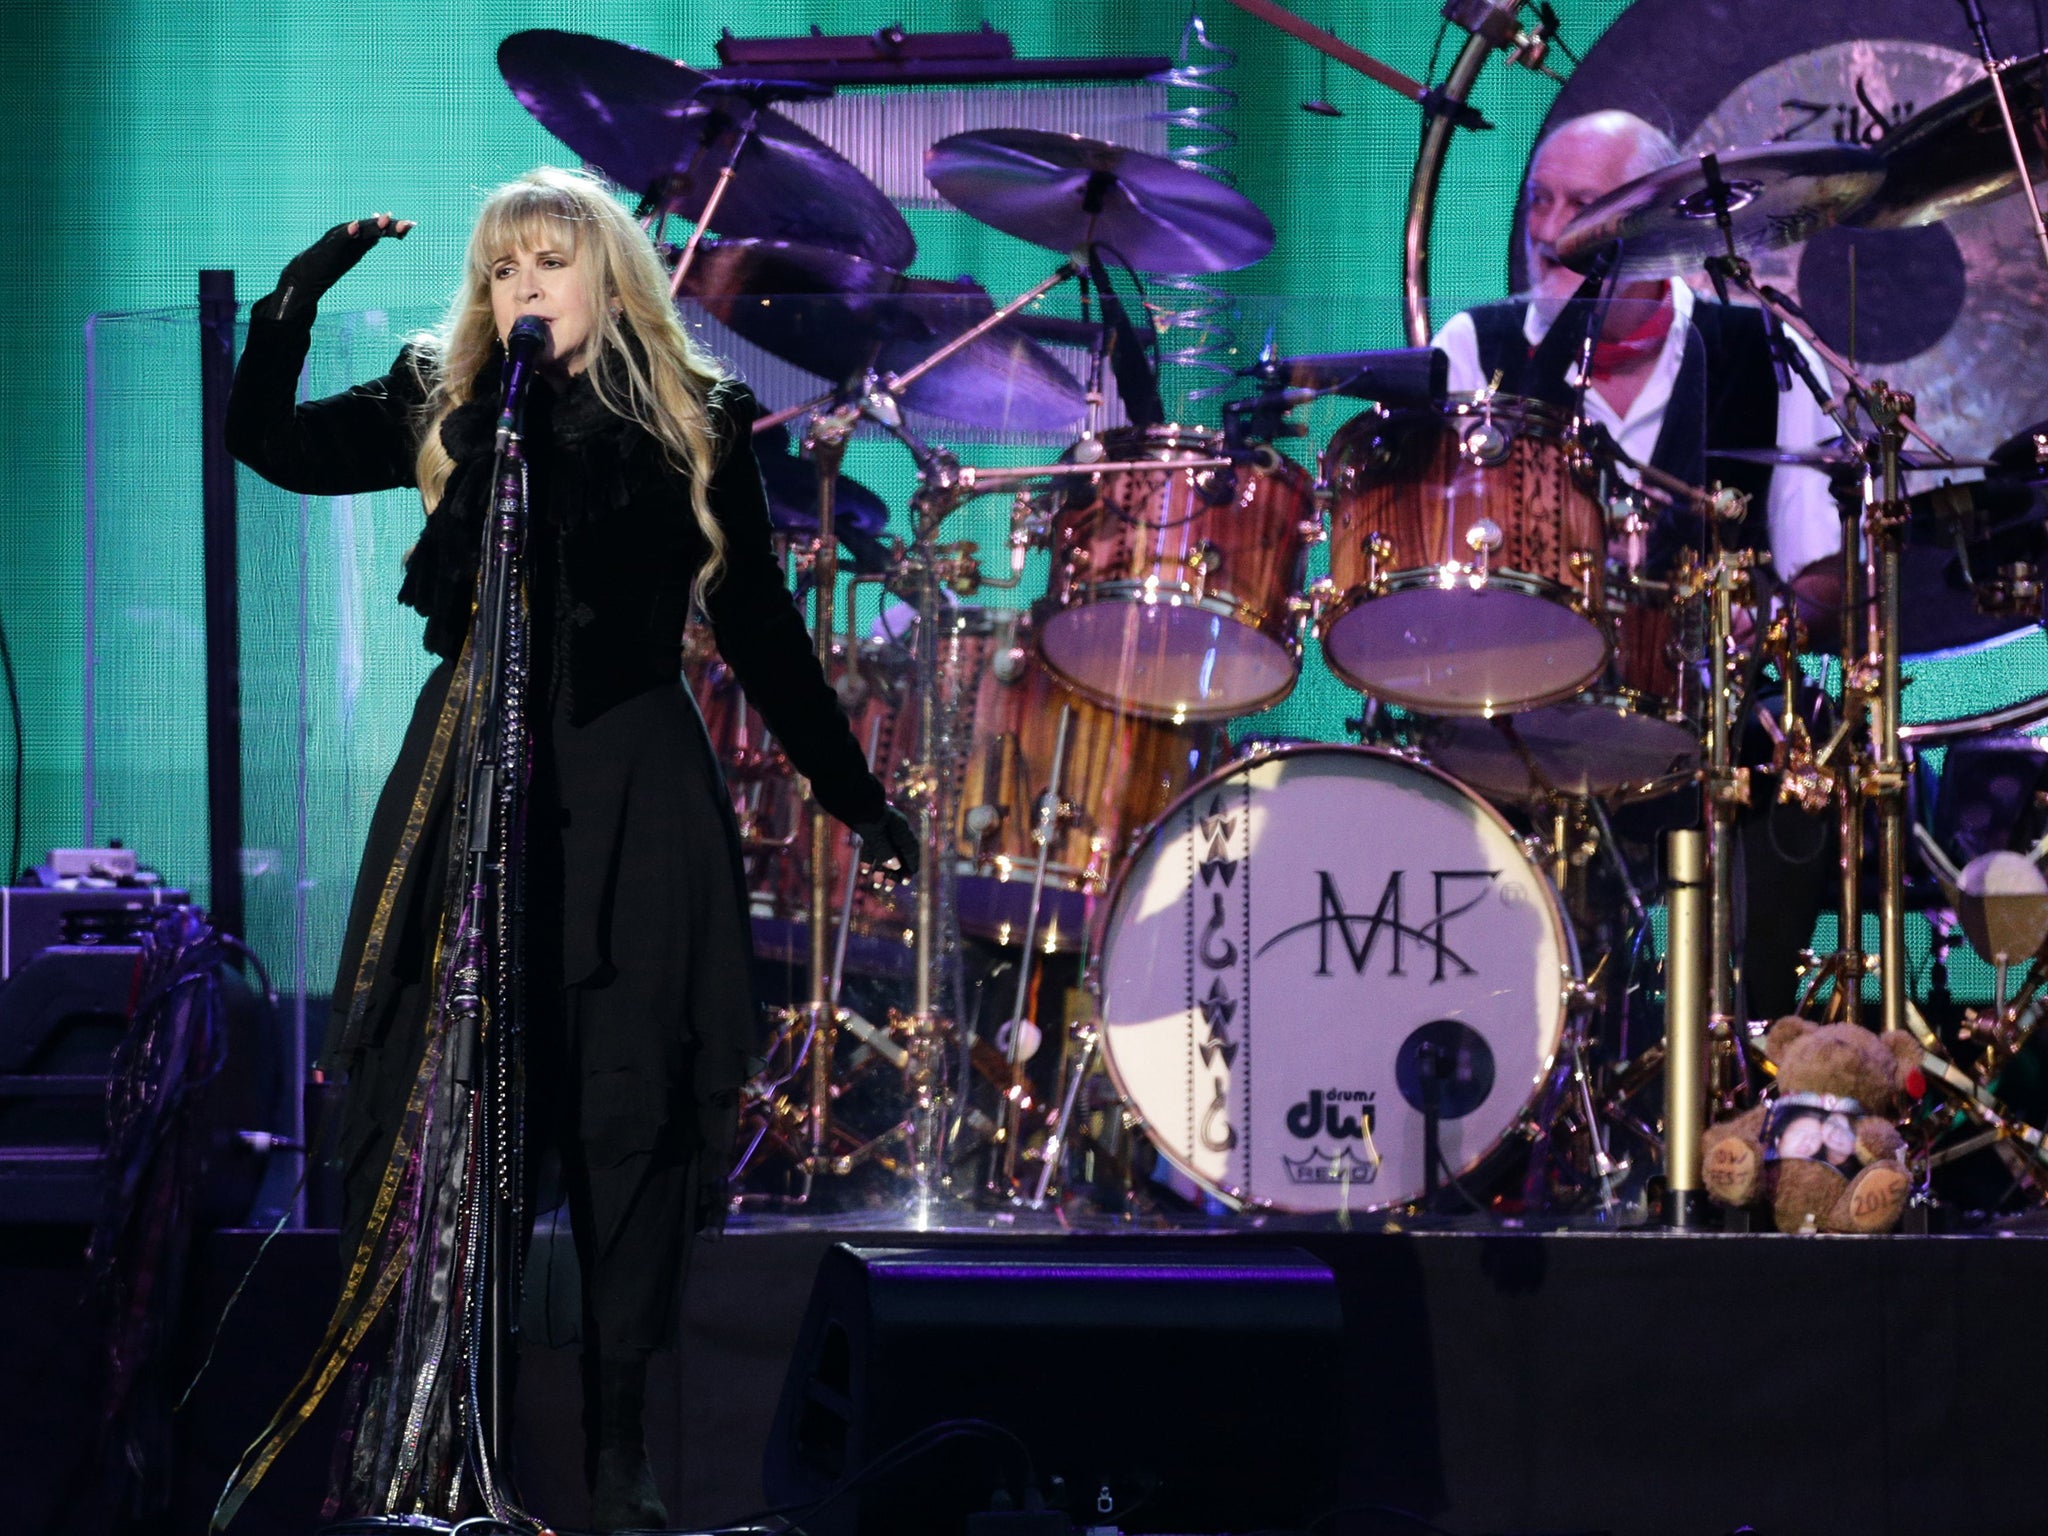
[1834,476,1870,1026]
[667,114,758,297]
[1402,32,1492,345]
[993,703,1073,1195]
[1870,389,1913,1036]
[801,413,852,1176]
[1705,557,1747,1068]
[198,271,245,940]
[906,492,951,1222]
[1665,829,1707,1226]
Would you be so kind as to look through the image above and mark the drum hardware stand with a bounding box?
[1665,540,1762,1106]
[792,403,858,1192]
[987,704,1074,1200]
[1029,1009,1101,1209]
[1516,972,1624,1217]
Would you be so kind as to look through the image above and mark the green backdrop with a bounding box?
[4,0,2021,1005]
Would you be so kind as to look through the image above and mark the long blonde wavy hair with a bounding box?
[412,166,730,600]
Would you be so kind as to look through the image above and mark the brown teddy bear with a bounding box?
[1701,1018,1926,1233]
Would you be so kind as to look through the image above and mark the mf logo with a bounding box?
[1257,869,1499,982]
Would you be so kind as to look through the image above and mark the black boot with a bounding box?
[588,1354,668,1533]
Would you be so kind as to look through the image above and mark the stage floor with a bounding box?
[7,1217,2044,1536]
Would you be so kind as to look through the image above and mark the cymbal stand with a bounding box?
[792,402,857,1197]
[1702,547,1758,1090]
[989,703,1073,1199]
[1865,388,1916,1038]
[1516,797,1623,1216]
[1704,256,1955,1042]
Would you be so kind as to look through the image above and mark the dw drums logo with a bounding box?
[1283,1092,1380,1184]
[1286,1088,1376,1141]
[1256,869,1500,980]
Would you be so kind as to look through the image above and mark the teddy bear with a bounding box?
[1701,1017,1925,1233]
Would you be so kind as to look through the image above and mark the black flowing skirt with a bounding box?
[326,664,757,1300]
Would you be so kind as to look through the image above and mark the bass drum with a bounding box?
[1097,745,1574,1212]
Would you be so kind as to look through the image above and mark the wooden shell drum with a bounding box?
[685,628,915,939]
[953,609,1215,950]
[1321,396,1610,715]
[1038,425,1312,721]
[1422,585,1705,803]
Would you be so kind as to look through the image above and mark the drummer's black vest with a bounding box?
[1464,298,1782,569]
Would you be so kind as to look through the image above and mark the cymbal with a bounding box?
[1900,490,2048,652]
[498,29,915,269]
[1907,477,2040,529]
[923,128,1275,274]
[1555,142,1885,276]
[1709,442,1996,470]
[1849,52,2048,230]
[675,238,1088,433]
[1990,418,2048,480]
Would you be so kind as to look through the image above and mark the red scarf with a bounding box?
[1589,291,1675,376]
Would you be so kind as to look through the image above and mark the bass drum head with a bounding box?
[1097,745,1572,1213]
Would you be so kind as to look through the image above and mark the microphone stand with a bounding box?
[436,363,539,1520]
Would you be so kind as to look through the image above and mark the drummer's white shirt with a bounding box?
[1432,278,1841,579]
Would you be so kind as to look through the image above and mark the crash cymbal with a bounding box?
[498,29,915,269]
[1850,51,2048,230]
[1555,142,1885,276]
[924,128,1275,274]
[676,238,1087,433]
[1709,442,1996,470]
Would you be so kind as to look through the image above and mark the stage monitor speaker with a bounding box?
[765,1242,1343,1536]
[0,943,279,1223]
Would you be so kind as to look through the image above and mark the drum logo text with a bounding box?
[1286,1088,1376,1141]
[1281,1146,1380,1187]
[1257,869,1500,981]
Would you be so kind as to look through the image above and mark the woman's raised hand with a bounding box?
[253,212,415,323]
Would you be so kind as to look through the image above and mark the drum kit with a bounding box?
[500,27,2048,1224]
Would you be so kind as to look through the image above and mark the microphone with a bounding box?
[495,314,552,453]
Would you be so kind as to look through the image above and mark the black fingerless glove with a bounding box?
[851,805,920,881]
[252,219,408,323]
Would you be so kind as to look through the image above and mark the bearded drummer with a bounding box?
[1431,108,1844,1020]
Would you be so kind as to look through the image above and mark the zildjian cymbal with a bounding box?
[924,128,1276,274]
[1555,141,1886,277]
[498,29,915,268]
[1849,50,2048,231]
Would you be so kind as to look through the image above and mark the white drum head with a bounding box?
[1039,599,1297,720]
[1324,586,1607,715]
[1098,746,1571,1212]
